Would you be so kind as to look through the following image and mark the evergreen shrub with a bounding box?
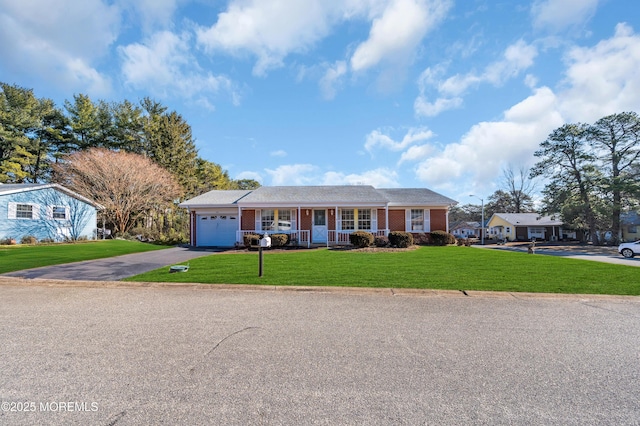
[388,231,413,248]
[349,231,374,248]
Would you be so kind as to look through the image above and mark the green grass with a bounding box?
[0,240,168,274]
[126,246,640,295]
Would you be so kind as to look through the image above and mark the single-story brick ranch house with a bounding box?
[486,212,582,242]
[179,185,458,247]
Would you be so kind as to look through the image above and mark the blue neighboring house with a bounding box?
[0,183,102,243]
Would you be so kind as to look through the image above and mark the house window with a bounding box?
[52,206,66,220]
[278,210,291,230]
[629,226,638,233]
[16,204,33,219]
[506,227,511,234]
[341,209,355,230]
[358,209,371,230]
[261,210,275,231]
[411,209,424,231]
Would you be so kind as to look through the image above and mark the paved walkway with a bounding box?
[1,247,220,281]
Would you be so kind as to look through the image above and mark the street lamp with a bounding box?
[470,194,485,245]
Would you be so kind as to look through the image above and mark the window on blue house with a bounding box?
[52,206,67,220]
[16,204,33,219]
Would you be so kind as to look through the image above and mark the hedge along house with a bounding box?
[0,183,102,243]
[179,185,458,248]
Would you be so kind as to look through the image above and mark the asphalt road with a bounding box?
[1,247,218,281]
[0,283,638,425]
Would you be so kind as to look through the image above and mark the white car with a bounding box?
[618,240,640,258]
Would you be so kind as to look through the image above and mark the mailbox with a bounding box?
[260,233,271,248]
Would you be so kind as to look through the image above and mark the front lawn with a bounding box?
[126,247,640,295]
[0,240,168,274]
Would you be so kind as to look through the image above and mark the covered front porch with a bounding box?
[236,206,390,248]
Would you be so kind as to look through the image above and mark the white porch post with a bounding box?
[385,204,389,236]
[298,206,301,245]
[238,206,242,244]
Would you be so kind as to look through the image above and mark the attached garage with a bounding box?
[179,190,253,248]
[196,213,239,247]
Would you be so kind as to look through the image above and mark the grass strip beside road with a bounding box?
[0,240,168,274]
[126,246,640,296]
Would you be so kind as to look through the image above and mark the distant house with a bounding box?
[0,183,102,243]
[621,211,640,242]
[450,221,481,238]
[179,185,457,247]
[486,213,580,242]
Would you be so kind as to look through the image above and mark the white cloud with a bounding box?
[365,127,435,153]
[414,40,538,117]
[119,31,239,106]
[398,144,434,164]
[253,163,400,187]
[270,150,288,158]
[120,0,181,32]
[196,0,339,76]
[265,164,320,185]
[0,0,119,94]
[440,40,538,96]
[415,87,564,191]
[413,96,462,117]
[319,60,347,100]
[558,23,640,122]
[531,0,599,32]
[196,0,450,82]
[322,168,400,187]
[350,0,451,72]
[235,171,263,183]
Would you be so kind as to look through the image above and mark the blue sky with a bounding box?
[1,0,639,204]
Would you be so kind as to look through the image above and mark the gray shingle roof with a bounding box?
[179,190,252,206]
[0,183,47,194]
[494,213,563,226]
[180,185,458,208]
[240,185,388,204]
[377,188,457,206]
[0,183,103,208]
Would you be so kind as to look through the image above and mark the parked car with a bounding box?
[618,240,640,258]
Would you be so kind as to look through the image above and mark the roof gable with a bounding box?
[179,190,252,206]
[0,183,102,209]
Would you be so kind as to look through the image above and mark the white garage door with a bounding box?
[197,214,239,247]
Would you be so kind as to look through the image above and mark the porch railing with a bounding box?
[236,229,388,248]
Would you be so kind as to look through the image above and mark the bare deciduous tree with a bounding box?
[52,148,182,235]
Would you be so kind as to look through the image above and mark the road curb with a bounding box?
[0,276,638,302]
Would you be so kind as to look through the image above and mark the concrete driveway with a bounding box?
[0,283,638,425]
[1,247,219,281]
[475,243,640,267]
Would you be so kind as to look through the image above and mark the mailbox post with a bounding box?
[258,233,271,277]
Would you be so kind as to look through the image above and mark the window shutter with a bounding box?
[255,209,261,231]
[8,202,16,219]
[65,206,71,220]
[372,209,377,231]
[290,209,297,230]
[46,205,54,220]
[337,209,342,231]
[31,204,40,220]
[424,209,431,232]
[405,209,411,231]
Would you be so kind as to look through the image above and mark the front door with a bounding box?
[312,209,327,243]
